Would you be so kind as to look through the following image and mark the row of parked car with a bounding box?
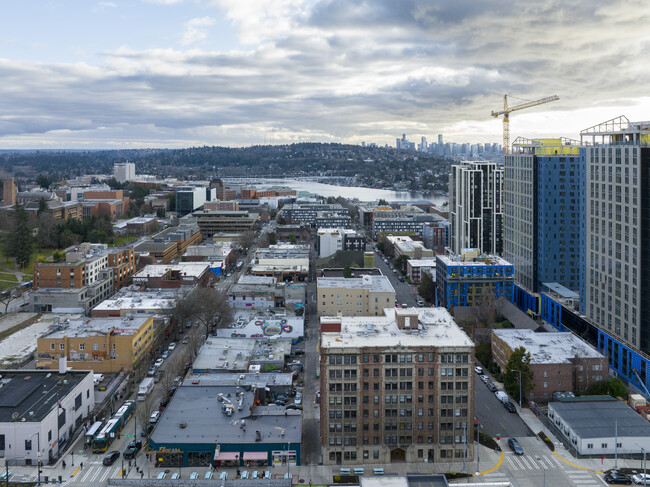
[475,366,517,413]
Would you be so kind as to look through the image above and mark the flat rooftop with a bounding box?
[251,264,308,272]
[134,240,176,253]
[183,372,293,388]
[318,275,395,293]
[42,316,150,339]
[0,370,91,423]
[91,287,185,312]
[550,398,650,439]
[237,276,277,285]
[408,259,437,267]
[493,329,603,364]
[133,263,209,279]
[321,307,473,349]
[150,386,301,445]
[436,254,512,267]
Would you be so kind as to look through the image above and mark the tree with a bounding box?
[474,341,492,367]
[267,232,277,245]
[136,393,157,437]
[36,174,51,189]
[343,265,352,278]
[192,288,233,338]
[418,272,435,303]
[394,254,410,272]
[377,199,389,206]
[171,292,195,330]
[375,241,385,253]
[587,378,627,397]
[5,205,33,269]
[288,234,297,245]
[504,347,534,404]
[277,215,286,225]
[238,230,256,253]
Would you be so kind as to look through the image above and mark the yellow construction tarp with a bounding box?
[533,138,580,156]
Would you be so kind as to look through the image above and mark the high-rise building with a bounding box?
[319,307,474,465]
[113,162,135,183]
[2,178,16,206]
[449,161,503,255]
[580,117,650,352]
[504,137,584,292]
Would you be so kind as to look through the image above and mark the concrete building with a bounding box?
[36,316,154,373]
[133,240,177,264]
[2,178,16,206]
[192,210,259,238]
[385,236,434,259]
[275,224,311,243]
[318,228,365,258]
[406,258,436,284]
[548,397,650,455]
[148,381,301,468]
[491,329,607,400]
[90,286,186,317]
[228,276,306,310]
[192,338,292,373]
[114,162,135,183]
[580,117,650,353]
[0,370,94,465]
[449,161,504,255]
[279,203,349,227]
[314,211,353,229]
[318,275,395,317]
[320,307,474,465]
[504,137,584,293]
[435,251,514,309]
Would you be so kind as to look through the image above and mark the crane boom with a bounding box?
[491,94,559,155]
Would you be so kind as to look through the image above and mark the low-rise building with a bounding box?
[318,275,395,317]
[314,211,353,229]
[548,397,650,455]
[385,236,434,259]
[36,315,154,373]
[280,203,348,226]
[406,258,436,284]
[491,329,607,400]
[320,307,474,465]
[228,276,306,309]
[133,263,210,289]
[193,210,259,238]
[0,369,95,465]
[436,251,514,309]
[90,286,186,317]
[192,337,292,373]
[318,228,365,258]
[275,224,311,243]
[31,269,114,313]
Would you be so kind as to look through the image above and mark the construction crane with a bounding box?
[491,94,559,155]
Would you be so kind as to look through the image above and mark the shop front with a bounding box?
[243,451,269,467]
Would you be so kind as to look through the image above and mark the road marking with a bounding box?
[475,451,504,476]
[71,466,80,476]
[552,451,604,474]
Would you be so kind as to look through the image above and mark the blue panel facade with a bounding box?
[536,154,584,291]
[513,284,540,315]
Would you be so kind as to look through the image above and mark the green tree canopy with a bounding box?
[504,346,534,404]
[5,205,33,268]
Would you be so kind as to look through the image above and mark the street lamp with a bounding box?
[511,369,522,408]
[29,432,41,486]
[475,422,480,474]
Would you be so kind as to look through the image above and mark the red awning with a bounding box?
[214,452,240,461]
[243,452,268,461]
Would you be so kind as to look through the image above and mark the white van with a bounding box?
[495,391,508,404]
[93,374,104,386]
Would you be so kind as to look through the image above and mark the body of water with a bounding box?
[254,178,448,205]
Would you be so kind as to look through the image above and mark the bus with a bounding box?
[92,400,136,453]
[84,421,103,447]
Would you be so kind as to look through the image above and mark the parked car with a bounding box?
[479,374,490,383]
[294,392,303,405]
[190,472,199,480]
[605,471,632,484]
[103,450,120,466]
[147,366,157,377]
[399,276,405,282]
[155,358,164,367]
[293,349,305,356]
[141,424,154,437]
[186,321,192,329]
[486,382,497,392]
[474,366,483,374]
[241,471,250,479]
[123,440,142,459]
[171,473,180,480]
[149,411,161,423]
[182,337,189,344]
[286,404,302,410]
[204,471,214,479]
[157,472,167,479]
[168,342,176,351]
[495,391,508,403]
[161,351,169,359]
[263,471,271,479]
[632,473,650,484]
[0,470,11,481]
[504,401,517,413]
[508,438,524,455]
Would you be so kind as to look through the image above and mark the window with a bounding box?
[587,443,593,449]
[48,430,52,442]
[601,443,608,449]
[60,343,65,350]
[50,343,55,350]
[0,434,4,450]
[79,344,85,351]
[93,344,99,351]
[25,439,32,451]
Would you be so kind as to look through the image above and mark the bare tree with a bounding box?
[238,230,257,254]
[171,291,195,329]
[192,288,233,338]
[136,394,157,437]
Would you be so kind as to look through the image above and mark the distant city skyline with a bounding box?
[1,1,649,149]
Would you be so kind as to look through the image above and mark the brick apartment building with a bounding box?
[491,329,607,401]
[320,307,475,465]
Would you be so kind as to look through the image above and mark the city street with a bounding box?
[373,253,421,307]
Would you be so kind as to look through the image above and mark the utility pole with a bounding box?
[615,420,618,469]
[476,423,480,474]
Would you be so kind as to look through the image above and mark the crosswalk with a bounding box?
[70,461,123,484]
[504,453,566,470]
[565,470,601,487]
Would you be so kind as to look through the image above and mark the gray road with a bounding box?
[301,277,321,466]
[372,254,420,307]
[473,373,533,439]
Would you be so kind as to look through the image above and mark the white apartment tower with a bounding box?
[114,162,136,183]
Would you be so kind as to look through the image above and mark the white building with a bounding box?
[113,162,136,183]
[549,398,650,455]
[318,228,344,258]
[0,369,95,466]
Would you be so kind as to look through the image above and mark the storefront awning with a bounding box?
[214,452,240,461]
[243,452,268,461]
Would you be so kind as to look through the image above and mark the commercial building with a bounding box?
[114,162,135,182]
[314,211,353,229]
[133,240,177,264]
[317,275,395,317]
[176,186,207,216]
[548,397,650,455]
[320,307,474,464]
[228,276,305,310]
[504,137,583,292]
[275,224,311,243]
[36,316,154,372]
[0,370,95,465]
[318,228,365,258]
[449,161,504,255]
[133,263,210,289]
[406,259,436,284]
[491,329,607,400]
[192,338,292,373]
[435,251,514,309]
[90,286,185,317]
[580,117,650,353]
[280,203,349,227]
[192,210,259,238]
[148,381,301,468]
[385,236,434,259]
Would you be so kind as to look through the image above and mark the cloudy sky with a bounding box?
[1,0,649,149]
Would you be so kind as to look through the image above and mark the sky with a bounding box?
[1,0,650,149]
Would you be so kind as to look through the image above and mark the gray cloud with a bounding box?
[0,0,649,148]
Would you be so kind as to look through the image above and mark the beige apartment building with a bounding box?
[320,307,475,464]
[317,275,396,317]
